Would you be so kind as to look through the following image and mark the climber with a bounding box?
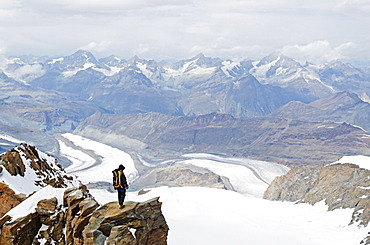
[112,164,129,208]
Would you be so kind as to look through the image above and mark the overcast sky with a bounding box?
[0,0,370,64]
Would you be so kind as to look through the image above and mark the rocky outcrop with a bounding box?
[0,143,77,189]
[0,143,77,221]
[0,183,26,218]
[84,198,168,245]
[133,165,227,190]
[0,185,169,245]
[263,163,370,244]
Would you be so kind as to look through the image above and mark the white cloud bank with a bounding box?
[280,40,356,64]
[80,41,111,52]
[0,0,369,64]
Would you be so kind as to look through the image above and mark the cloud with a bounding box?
[21,0,193,16]
[13,63,45,79]
[132,43,160,56]
[279,41,356,64]
[80,41,111,53]
[0,0,369,64]
[335,0,370,17]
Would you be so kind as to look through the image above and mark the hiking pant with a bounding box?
[117,188,126,206]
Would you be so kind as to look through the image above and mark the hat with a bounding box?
[118,164,125,170]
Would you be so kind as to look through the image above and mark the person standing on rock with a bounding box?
[112,164,129,208]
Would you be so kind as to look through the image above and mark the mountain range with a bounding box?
[1,50,370,165]
[4,50,370,118]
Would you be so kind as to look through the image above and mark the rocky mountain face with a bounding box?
[133,164,227,190]
[0,144,169,245]
[0,143,79,217]
[268,91,370,131]
[75,112,370,166]
[263,162,370,244]
[318,61,370,102]
[0,143,79,193]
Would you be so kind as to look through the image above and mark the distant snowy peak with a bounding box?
[248,51,336,99]
[98,55,125,67]
[251,51,303,79]
[167,53,221,70]
[161,53,224,82]
[125,56,165,81]
[47,50,100,77]
[319,60,369,82]
[0,143,79,195]
[61,49,98,67]
[47,50,127,77]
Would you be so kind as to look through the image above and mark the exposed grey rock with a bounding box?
[264,163,370,242]
[133,164,227,190]
[268,91,370,131]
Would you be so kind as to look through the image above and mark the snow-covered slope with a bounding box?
[0,143,79,195]
[90,186,367,245]
[334,155,370,170]
[56,133,369,245]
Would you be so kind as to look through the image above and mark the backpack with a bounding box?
[112,169,121,189]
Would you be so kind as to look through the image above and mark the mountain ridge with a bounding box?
[4,49,369,120]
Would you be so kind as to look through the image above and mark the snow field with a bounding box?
[89,187,368,245]
[334,155,370,170]
[58,133,138,184]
